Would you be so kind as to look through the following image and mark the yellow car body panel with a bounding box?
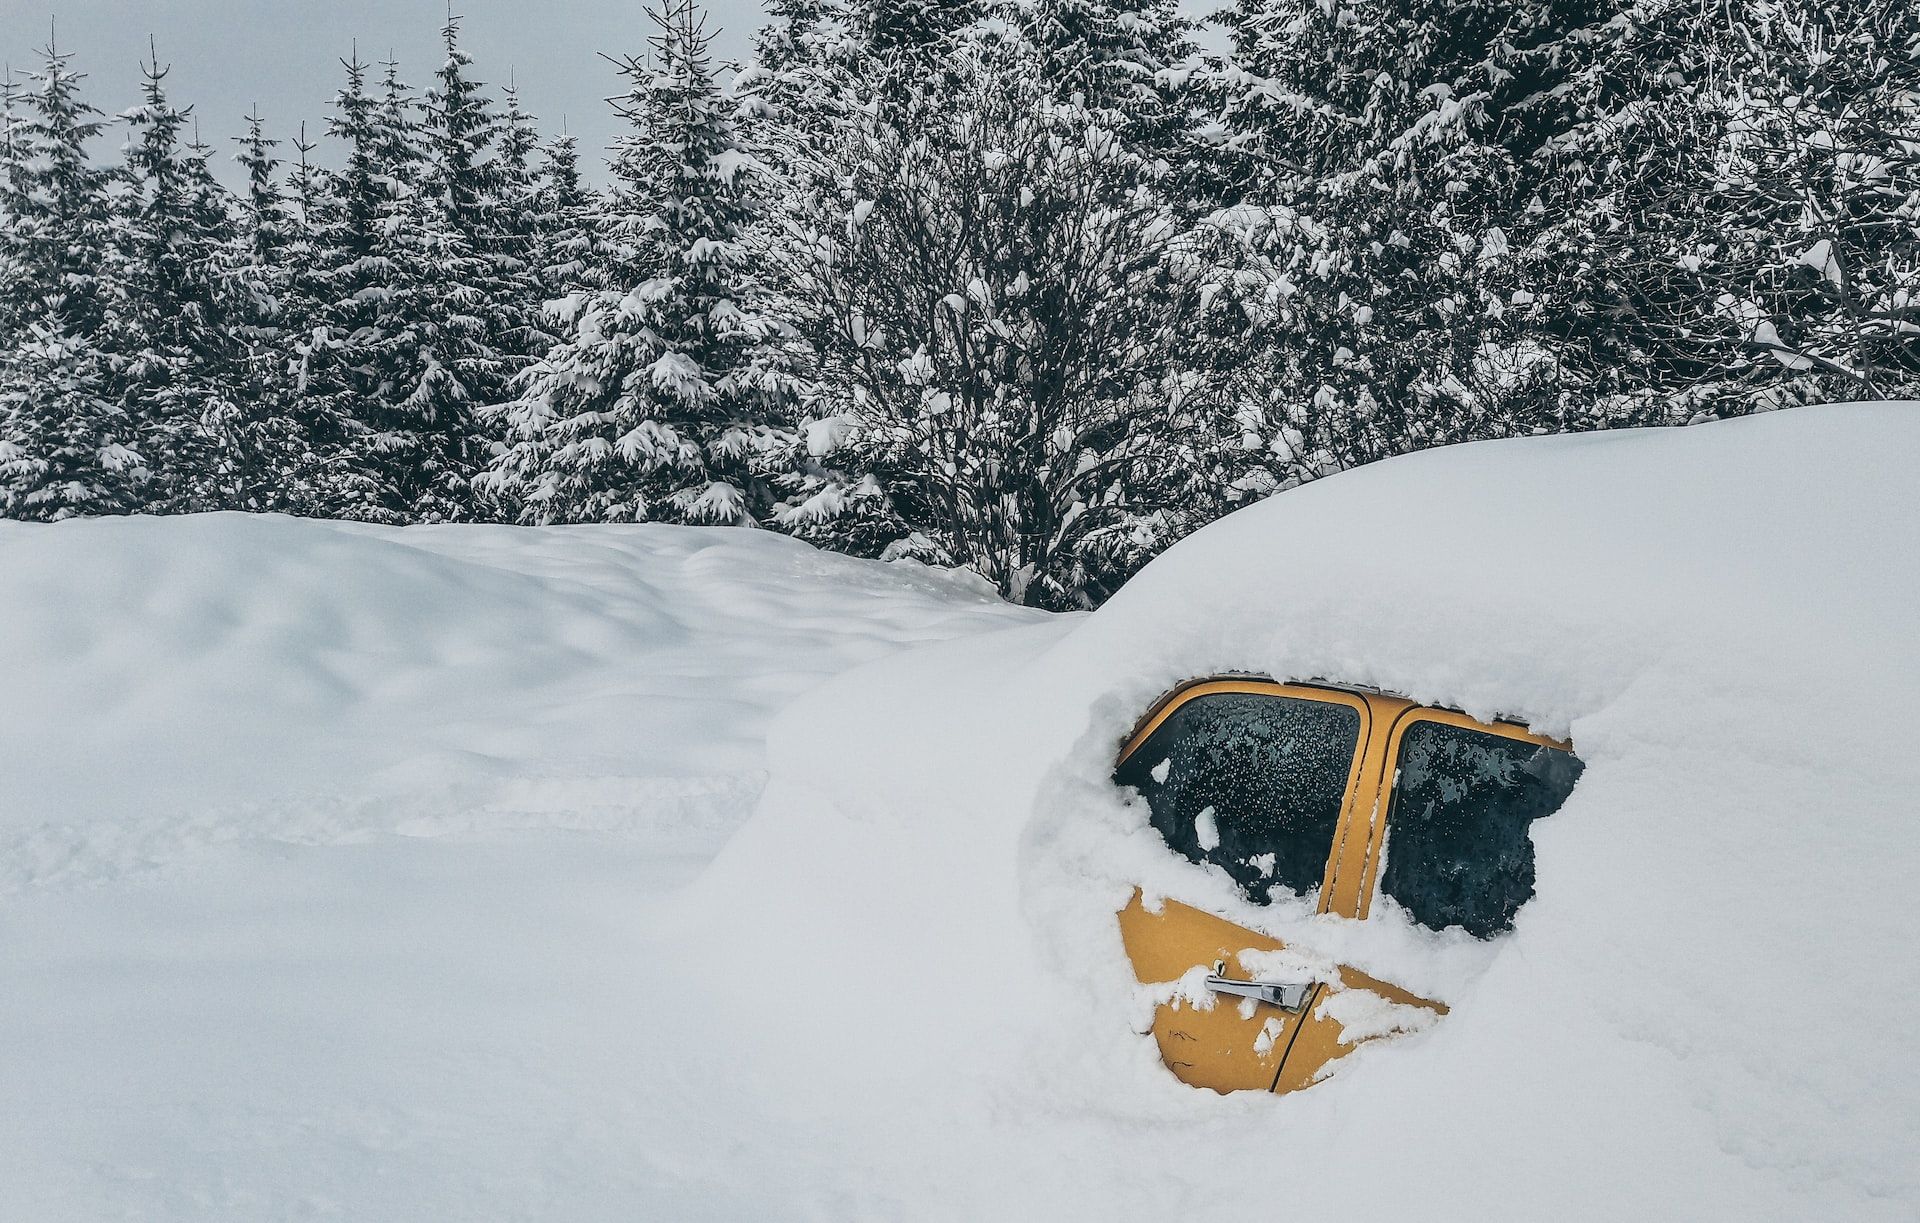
[1118,892,1449,1094]
[1116,678,1566,1095]
[1117,892,1305,1093]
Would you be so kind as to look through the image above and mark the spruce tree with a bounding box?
[1182,0,1636,489]
[859,0,981,65]
[207,107,320,511]
[738,0,860,139]
[396,16,518,518]
[531,131,613,297]
[0,41,141,519]
[297,51,408,519]
[271,119,382,514]
[1549,0,1920,413]
[0,67,30,347]
[360,48,477,521]
[480,0,801,525]
[296,49,479,520]
[116,47,239,511]
[490,82,567,368]
[841,0,986,117]
[0,42,118,337]
[493,79,543,284]
[1013,0,1194,128]
[233,110,291,269]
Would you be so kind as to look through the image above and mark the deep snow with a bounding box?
[5,404,1919,1221]
[0,516,1045,1217]
[670,402,1920,1220]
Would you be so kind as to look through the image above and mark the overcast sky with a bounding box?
[3,2,1221,186]
[1,1,770,184]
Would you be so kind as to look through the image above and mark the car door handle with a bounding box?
[1205,961,1314,1012]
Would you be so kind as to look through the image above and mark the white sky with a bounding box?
[1,1,770,184]
[2,2,1222,186]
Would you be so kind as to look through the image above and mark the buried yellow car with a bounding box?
[1113,677,1582,1093]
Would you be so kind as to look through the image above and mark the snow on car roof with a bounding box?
[682,401,1920,1220]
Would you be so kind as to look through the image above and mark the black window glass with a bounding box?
[1115,692,1360,903]
[1380,721,1584,938]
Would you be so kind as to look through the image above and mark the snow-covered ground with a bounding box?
[0,517,1047,1218]
[6,404,1919,1221]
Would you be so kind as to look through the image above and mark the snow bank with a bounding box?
[671,402,1920,1220]
[0,514,1042,1218]
[6,406,1915,1221]
[0,513,1034,891]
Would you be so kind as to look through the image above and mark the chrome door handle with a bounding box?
[1205,961,1313,1012]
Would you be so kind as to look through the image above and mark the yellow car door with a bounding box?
[1113,680,1376,1093]
[1115,681,1582,1095]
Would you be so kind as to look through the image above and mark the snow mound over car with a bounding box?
[681,402,1920,1220]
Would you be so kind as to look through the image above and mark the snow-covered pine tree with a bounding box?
[368,48,488,521]
[180,125,248,492]
[392,15,530,518]
[0,41,143,520]
[530,131,613,298]
[202,106,321,511]
[491,78,558,360]
[858,0,981,60]
[840,0,987,119]
[287,122,323,241]
[296,47,486,521]
[733,0,864,312]
[233,109,291,272]
[326,53,385,258]
[115,46,240,511]
[735,0,860,179]
[495,78,540,230]
[119,51,228,350]
[1558,0,1920,413]
[293,50,417,520]
[1713,2,1920,401]
[421,22,495,238]
[1011,0,1195,148]
[299,52,382,436]
[373,53,426,194]
[731,0,898,549]
[0,66,30,348]
[479,0,802,527]
[752,0,847,80]
[259,118,385,515]
[0,43,120,342]
[1185,0,1645,491]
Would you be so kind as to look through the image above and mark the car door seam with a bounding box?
[1315,695,1373,915]
[1345,702,1428,918]
[1267,983,1327,1093]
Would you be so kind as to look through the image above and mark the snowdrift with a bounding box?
[0,515,1042,1218]
[0,514,1036,888]
[4,405,1916,1221]
[670,402,1920,1220]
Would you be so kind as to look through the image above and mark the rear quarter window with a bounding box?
[1379,720,1583,938]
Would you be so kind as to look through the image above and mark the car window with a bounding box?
[1378,720,1584,938]
[1115,692,1361,903]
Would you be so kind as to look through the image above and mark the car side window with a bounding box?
[1115,692,1361,903]
[1379,721,1583,938]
